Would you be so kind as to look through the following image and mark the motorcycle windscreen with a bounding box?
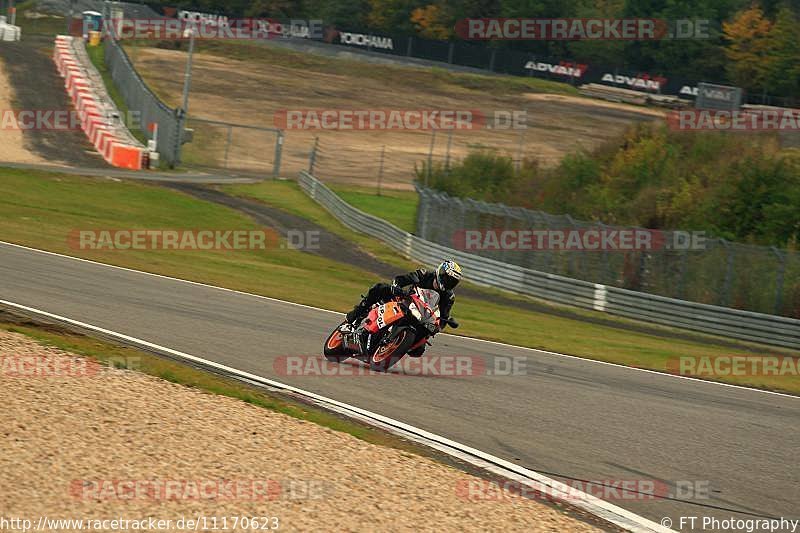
[416,289,440,316]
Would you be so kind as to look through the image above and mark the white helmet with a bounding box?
[436,260,462,291]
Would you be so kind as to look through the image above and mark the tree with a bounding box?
[723,5,772,92]
[763,5,800,97]
[366,0,427,33]
[566,0,626,66]
[243,0,297,18]
[411,4,453,38]
[303,0,372,29]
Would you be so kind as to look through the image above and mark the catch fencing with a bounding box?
[298,170,800,349]
[305,127,545,190]
[183,117,284,176]
[416,187,800,319]
[103,32,181,165]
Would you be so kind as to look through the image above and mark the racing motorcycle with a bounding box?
[323,287,458,372]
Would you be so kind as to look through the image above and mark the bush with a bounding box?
[421,123,800,247]
[415,149,530,203]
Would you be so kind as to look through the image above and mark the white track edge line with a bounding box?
[1,239,797,400]
[0,298,672,533]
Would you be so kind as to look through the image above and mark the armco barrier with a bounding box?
[0,16,21,41]
[103,33,181,167]
[298,171,800,349]
[53,35,145,170]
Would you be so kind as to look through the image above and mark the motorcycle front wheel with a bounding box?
[369,328,415,372]
[323,323,350,362]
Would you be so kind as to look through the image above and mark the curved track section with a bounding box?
[1,242,797,529]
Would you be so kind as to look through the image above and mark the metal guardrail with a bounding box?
[103,34,181,166]
[415,187,800,318]
[298,171,800,350]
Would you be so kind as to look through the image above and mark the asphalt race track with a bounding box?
[1,242,798,529]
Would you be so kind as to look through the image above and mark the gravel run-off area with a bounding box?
[0,329,602,532]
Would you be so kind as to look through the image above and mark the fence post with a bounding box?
[273,130,284,179]
[544,211,556,274]
[503,206,523,266]
[172,110,184,167]
[772,247,786,315]
[489,48,496,71]
[719,239,735,307]
[308,136,319,174]
[447,42,454,64]
[415,186,425,237]
[598,221,610,284]
[521,210,538,272]
[677,246,689,300]
[444,128,454,171]
[458,197,470,255]
[377,145,385,196]
[564,214,579,277]
[426,129,436,186]
[223,124,233,169]
[418,188,431,240]
[515,128,525,172]
[66,0,75,34]
[176,29,196,166]
[406,36,413,57]
[637,251,651,292]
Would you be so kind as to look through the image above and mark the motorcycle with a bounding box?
[323,287,458,372]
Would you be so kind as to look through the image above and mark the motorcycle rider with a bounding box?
[345,260,462,355]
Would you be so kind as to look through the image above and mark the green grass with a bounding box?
[0,168,374,305]
[2,167,798,394]
[220,179,417,271]
[329,185,419,233]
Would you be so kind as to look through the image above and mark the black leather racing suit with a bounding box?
[347,268,456,327]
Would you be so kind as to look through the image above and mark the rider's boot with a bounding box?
[345,297,370,325]
[408,346,426,358]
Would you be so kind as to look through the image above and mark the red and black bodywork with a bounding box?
[323,287,450,372]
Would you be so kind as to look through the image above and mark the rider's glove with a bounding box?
[391,283,408,297]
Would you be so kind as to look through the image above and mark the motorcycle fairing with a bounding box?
[364,301,404,334]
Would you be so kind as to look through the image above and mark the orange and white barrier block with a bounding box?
[53,35,146,170]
